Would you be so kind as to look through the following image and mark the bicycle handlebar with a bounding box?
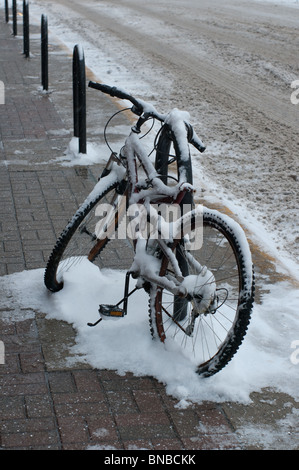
[88,81,144,115]
[88,81,206,153]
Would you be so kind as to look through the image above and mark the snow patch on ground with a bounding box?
[52,137,108,166]
[1,264,298,406]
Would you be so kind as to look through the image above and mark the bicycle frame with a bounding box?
[98,116,203,299]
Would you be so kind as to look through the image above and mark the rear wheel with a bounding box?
[149,208,254,377]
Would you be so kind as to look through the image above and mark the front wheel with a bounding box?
[149,208,255,377]
[44,173,130,293]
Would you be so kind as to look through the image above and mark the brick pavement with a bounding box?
[1,10,298,452]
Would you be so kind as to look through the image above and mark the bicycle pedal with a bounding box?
[99,304,126,320]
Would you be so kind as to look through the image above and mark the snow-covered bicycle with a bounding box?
[44,82,254,377]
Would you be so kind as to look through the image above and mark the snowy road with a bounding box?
[29,0,299,271]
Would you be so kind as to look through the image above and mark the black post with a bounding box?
[5,0,9,23]
[73,44,86,154]
[41,15,48,90]
[12,0,17,36]
[23,0,29,58]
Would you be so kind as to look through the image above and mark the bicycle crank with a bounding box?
[87,272,138,327]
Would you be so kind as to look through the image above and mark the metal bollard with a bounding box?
[12,0,17,36]
[23,0,29,58]
[5,0,9,23]
[41,15,48,90]
[73,44,86,154]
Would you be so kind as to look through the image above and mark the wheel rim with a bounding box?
[52,189,133,287]
[154,220,246,373]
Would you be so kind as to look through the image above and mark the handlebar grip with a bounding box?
[185,123,206,153]
[191,139,206,153]
[88,81,142,113]
[88,81,120,97]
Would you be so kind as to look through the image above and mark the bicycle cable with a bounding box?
[103,108,179,185]
[139,117,155,139]
[103,107,132,154]
[104,109,157,154]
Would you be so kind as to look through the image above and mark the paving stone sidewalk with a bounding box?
[0,12,298,451]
